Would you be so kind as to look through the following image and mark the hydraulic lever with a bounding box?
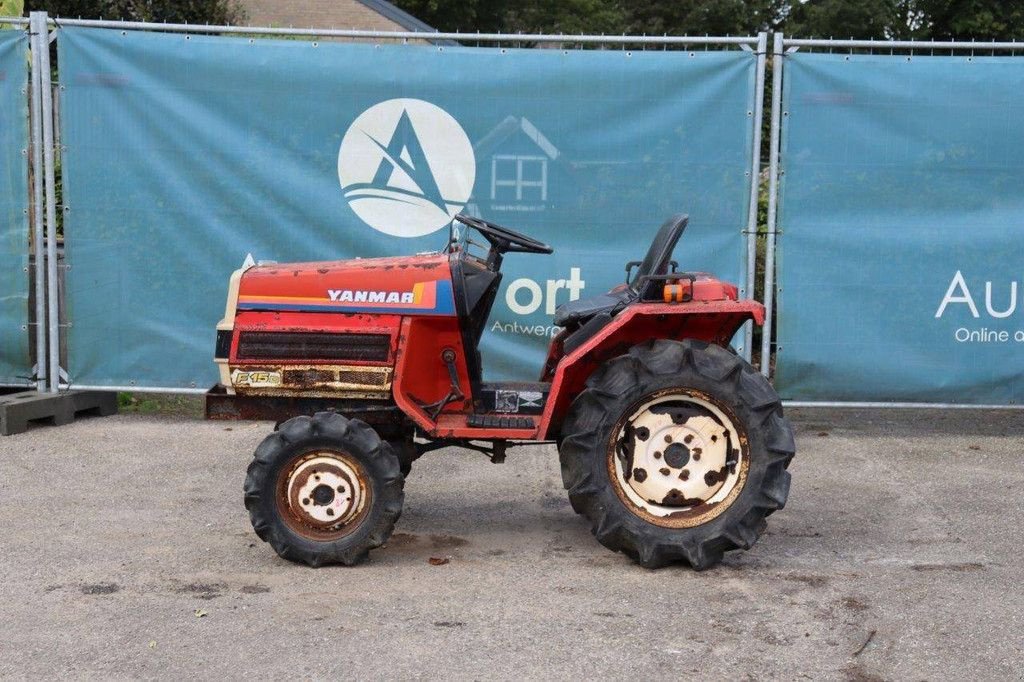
[424,348,465,420]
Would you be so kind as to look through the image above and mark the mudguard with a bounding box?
[538,298,764,439]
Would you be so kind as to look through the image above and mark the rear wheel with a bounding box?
[244,412,404,566]
[558,339,795,569]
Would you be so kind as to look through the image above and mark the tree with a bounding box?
[395,0,1024,41]
[783,0,905,39]
[502,0,627,35]
[626,0,783,36]
[910,0,1024,40]
[388,0,508,33]
[782,0,1024,40]
[23,0,245,24]
[394,0,626,36]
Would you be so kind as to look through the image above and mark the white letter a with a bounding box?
[935,271,979,318]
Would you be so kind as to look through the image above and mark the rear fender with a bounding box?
[538,300,763,439]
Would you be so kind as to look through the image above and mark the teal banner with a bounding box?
[59,27,756,389]
[0,30,29,386]
[776,52,1024,404]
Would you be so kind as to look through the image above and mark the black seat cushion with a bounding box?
[554,286,634,327]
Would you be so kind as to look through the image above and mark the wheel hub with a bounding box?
[311,484,335,506]
[612,393,745,525]
[284,453,367,532]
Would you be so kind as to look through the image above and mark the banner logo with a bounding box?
[338,99,475,238]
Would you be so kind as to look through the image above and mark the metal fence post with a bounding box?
[33,11,60,392]
[28,12,47,392]
[760,32,784,377]
[742,31,768,361]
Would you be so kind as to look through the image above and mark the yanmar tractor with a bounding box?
[213,214,795,570]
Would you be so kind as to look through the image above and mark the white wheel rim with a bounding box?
[610,391,747,527]
[281,452,368,536]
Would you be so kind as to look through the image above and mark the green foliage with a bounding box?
[1,0,24,20]
[395,0,627,35]
[24,0,245,24]
[393,0,1024,40]
[117,391,203,416]
[502,0,627,34]
[909,0,1024,40]
[784,0,1024,40]
[626,0,783,36]
[12,0,1024,41]
[387,0,506,33]
[784,0,904,39]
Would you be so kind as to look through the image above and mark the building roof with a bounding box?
[475,116,561,161]
[355,0,456,43]
[356,0,435,34]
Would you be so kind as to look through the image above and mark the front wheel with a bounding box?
[558,339,795,570]
[244,412,404,566]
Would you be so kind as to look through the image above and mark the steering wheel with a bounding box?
[454,214,553,255]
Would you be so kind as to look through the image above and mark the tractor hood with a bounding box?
[234,253,456,316]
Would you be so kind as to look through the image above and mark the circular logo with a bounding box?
[338,99,475,238]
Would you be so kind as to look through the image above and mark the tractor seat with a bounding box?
[553,285,634,327]
[553,213,689,330]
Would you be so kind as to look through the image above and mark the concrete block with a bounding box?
[0,390,118,436]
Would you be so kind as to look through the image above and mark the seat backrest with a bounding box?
[630,214,689,293]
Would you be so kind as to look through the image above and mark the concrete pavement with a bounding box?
[0,407,1021,680]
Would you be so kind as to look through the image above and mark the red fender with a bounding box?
[538,299,764,439]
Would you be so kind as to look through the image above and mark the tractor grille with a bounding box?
[236,332,390,362]
[281,366,392,390]
[230,364,393,399]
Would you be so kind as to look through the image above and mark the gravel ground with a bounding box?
[0,406,1022,680]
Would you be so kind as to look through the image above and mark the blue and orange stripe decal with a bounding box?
[237,279,456,316]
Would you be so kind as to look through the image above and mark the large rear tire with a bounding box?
[244,412,404,566]
[558,339,795,570]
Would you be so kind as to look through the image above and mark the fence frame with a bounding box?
[48,16,767,393]
[25,14,45,392]
[10,14,1024,407]
[765,33,1024,408]
[49,18,757,46]
[30,12,60,393]
[0,16,40,390]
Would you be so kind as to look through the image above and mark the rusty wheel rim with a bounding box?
[607,388,749,529]
[275,450,371,541]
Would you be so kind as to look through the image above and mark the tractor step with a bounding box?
[466,414,536,430]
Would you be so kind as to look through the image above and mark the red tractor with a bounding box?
[213,214,795,569]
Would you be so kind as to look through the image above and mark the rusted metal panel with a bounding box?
[228,363,393,399]
[203,386,408,432]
